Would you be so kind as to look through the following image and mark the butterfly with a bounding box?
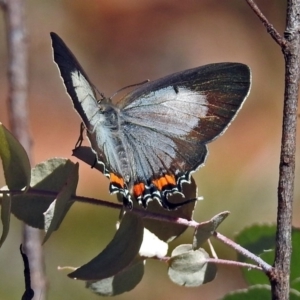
[50,32,251,210]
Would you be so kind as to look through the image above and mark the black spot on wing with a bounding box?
[173,85,179,94]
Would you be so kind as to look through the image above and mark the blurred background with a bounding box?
[0,0,299,299]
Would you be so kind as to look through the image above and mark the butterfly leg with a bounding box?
[74,122,85,149]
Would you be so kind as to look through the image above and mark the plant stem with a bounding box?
[213,232,273,273]
[0,187,273,272]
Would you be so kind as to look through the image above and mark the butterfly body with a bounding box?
[51,32,251,209]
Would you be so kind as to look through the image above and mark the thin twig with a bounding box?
[213,232,273,273]
[208,239,218,259]
[245,0,288,49]
[205,258,263,271]
[0,0,6,9]
[155,256,262,271]
[0,187,273,272]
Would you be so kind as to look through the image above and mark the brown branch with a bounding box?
[245,0,288,49]
[2,0,47,299]
[271,1,300,299]
[246,1,300,299]
[0,0,7,10]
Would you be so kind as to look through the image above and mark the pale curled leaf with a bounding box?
[11,158,77,229]
[0,193,11,247]
[139,227,168,258]
[171,244,193,256]
[0,123,31,190]
[193,211,230,249]
[68,212,144,281]
[42,162,79,243]
[168,245,217,287]
[44,200,56,233]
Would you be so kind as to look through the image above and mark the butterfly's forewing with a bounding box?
[51,32,98,131]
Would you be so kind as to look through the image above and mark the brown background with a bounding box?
[0,1,299,299]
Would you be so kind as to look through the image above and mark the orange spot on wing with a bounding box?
[133,182,145,198]
[110,173,125,188]
[165,174,176,185]
[152,174,176,191]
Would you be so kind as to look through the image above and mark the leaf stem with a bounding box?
[205,258,262,271]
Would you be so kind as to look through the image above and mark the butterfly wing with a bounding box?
[51,32,123,176]
[51,32,99,131]
[118,63,251,206]
[51,32,251,209]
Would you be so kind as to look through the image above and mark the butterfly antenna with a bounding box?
[109,79,150,100]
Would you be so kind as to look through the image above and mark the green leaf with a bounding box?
[42,163,79,243]
[290,289,300,300]
[168,244,217,287]
[0,193,11,247]
[11,158,77,229]
[235,225,300,286]
[68,212,144,281]
[291,277,300,292]
[86,258,144,296]
[222,285,300,300]
[291,228,300,283]
[235,224,276,259]
[193,211,230,248]
[222,285,271,300]
[0,123,31,190]
[235,224,275,285]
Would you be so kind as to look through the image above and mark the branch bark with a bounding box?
[272,1,300,299]
[2,0,47,299]
[245,1,299,299]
